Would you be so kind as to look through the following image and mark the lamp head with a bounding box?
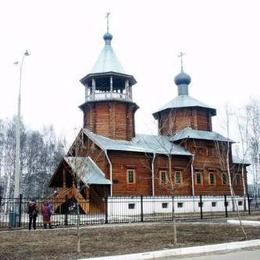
[24,50,30,56]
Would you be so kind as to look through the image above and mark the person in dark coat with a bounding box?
[42,201,52,229]
[28,200,38,230]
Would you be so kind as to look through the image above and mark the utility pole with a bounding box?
[14,50,30,199]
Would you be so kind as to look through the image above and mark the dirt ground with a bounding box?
[1,220,260,260]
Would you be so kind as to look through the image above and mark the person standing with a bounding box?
[28,200,38,230]
[42,201,52,229]
[48,200,54,228]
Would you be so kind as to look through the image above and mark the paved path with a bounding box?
[163,248,260,260]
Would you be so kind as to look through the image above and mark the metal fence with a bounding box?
[0,195,257,230]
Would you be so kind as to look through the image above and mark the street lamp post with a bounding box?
[14,50,30,199]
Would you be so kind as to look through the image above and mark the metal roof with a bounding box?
[90,36,125,74]
[170,127,233,142]
[232,156,250,165]
[64,156,111,185]
[153,95,216,117]
[83,129,191,156]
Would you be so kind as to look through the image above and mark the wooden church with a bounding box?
[49,28,248,213]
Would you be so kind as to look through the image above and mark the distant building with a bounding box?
[49,30,248,213]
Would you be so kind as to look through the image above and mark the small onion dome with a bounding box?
[174,71,191,85]
[103,32,113,41]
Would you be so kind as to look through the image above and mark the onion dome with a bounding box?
[174,71,191,86]
[103,32,113,43]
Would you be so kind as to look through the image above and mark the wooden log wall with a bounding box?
[158,107,213,135]
[82,101,138,140]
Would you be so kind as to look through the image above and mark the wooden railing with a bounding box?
[86,92,132,102]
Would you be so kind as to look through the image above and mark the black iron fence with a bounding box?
[0,195,257,230]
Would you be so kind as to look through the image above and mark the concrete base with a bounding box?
[82,239,260,260]
[227,220,260,226]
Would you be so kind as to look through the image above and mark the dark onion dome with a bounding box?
[103,32,113,41]
[174,71,191,85]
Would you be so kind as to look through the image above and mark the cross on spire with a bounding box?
[178,51,185,72]
[106,12,110,33]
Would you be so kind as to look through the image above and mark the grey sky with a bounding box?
[0,0,259,144]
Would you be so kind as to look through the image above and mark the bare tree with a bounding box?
[236,106,250,205]
[0,117,65,199]
[217,104,247,239]
[246,99,260,203]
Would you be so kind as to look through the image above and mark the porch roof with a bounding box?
[64,156,111,185]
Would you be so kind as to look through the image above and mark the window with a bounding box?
[175,171,182,184]
[238,201,243,206]
[195,172,203,185]
[235,175,241,185]
[160,170,168,184]
[209,172,216,185]
[162,203,168,208]
[127,169,135,184]
[222,173,228,185]
[177,202,183,208]
[212,202,217,207]
[128,203,135,209]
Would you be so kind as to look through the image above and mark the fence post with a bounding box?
[247,194,251,215]
[18,194,23,227]
[64,195,68,226]
[199,195,203,219]
[140,195,143,222]
[224,195,228,218]
[172,196,175,221]
[105,196,108,224]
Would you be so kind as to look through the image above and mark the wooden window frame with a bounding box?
[159,170,168,185]
[175,170,182,184]
[208,172,216,185]
[235,174,241,185]
[127,169,136,184]
[195,172,203,185]
[222,173,228,185]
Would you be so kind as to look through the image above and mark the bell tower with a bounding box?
[79,20,138,140]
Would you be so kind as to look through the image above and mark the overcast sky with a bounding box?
[0,0,259,144]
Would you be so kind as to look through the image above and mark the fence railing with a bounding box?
[0,195,257,230]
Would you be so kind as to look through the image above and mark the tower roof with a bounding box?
[80,32,136,86]
[90,33,125,74]
[153,95,216,118]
